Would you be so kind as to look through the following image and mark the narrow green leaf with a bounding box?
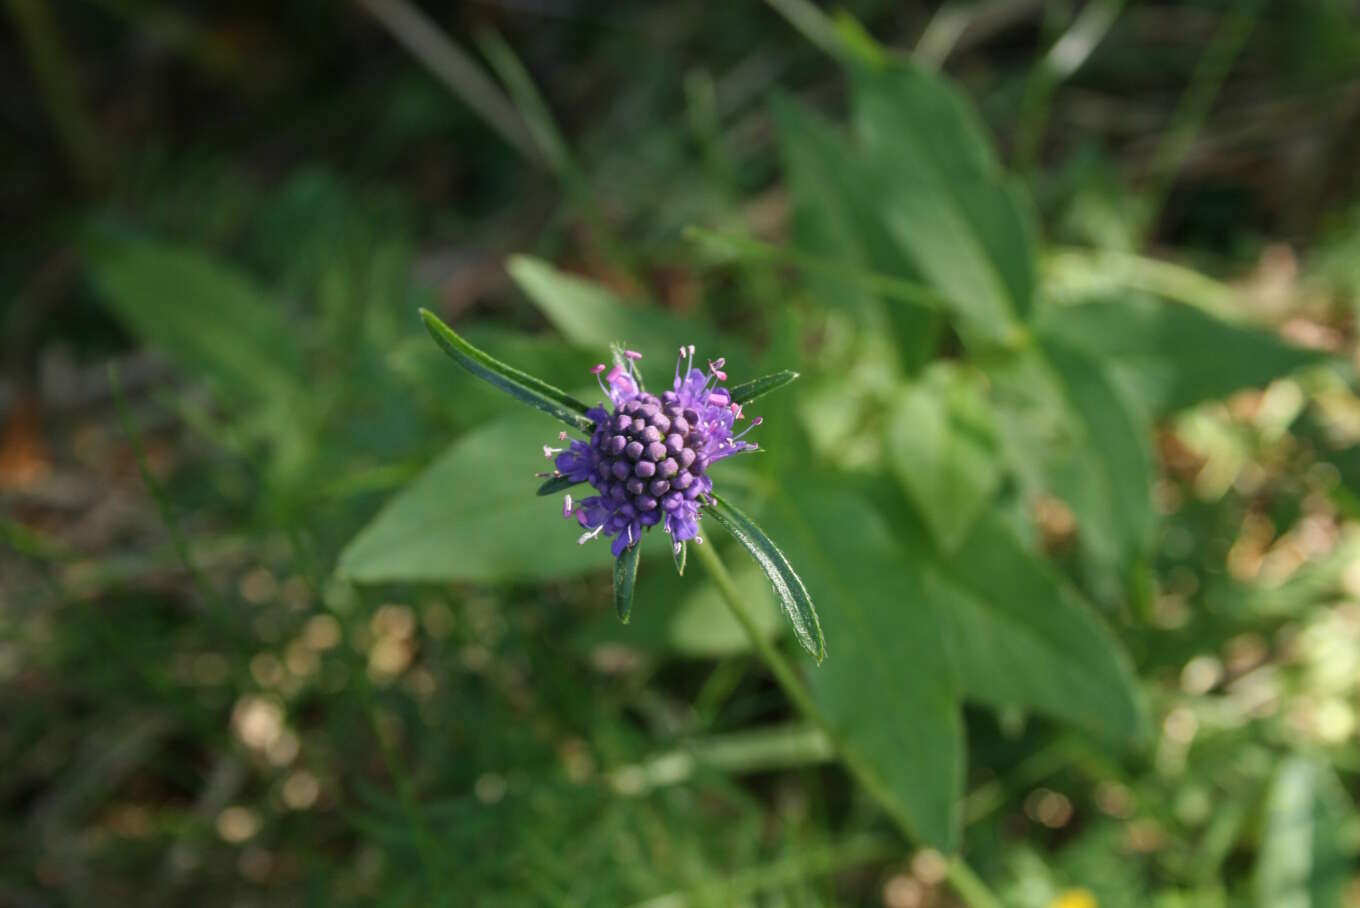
[672,540,687,576]
[536,475,580,497]
[613,543,641,624]
[706,492,825,662]
[729,370,801,406]
[418,308,594,432]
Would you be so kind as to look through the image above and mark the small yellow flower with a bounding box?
[1049,890,1098,908]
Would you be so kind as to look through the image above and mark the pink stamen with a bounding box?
[558,431,568,441]
[543,445,563,458]
[562,494,573,519]
[624,350,642,360]
[707,361,727,381]
[590,363,607,374]
[730,403,744,420]
[732,416,762,443]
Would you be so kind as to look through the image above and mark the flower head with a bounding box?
[549,346,760,557]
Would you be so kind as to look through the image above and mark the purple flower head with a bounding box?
[545,346,761,558]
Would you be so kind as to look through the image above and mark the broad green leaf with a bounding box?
[419,308,594,432]
[852,62,1037,331]
[729,370,800,406]
[1255,756,1352,908]
[1036,293,1327,416]
[1043,339,1157,570]
[774,96,943,371]
[339,413,603,582]
[706,492,825,662]
[613,543,641,623]
[767,486,963,849]
[886,364,1001,550]
[84,228,303,405]
[925,510,1148,744]
[989,341,1155,581]
[507,256,735,366]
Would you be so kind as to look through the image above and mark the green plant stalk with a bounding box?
[691,541,1003,908]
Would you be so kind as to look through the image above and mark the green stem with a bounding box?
[691,542,1003,908]
[693,540,826,725]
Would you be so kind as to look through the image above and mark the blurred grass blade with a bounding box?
[537,475,580,496]
[730,370,800,406]
[476,28,575,182]
[614,544,641,624]
[6,0,107,189]
[419,308,594,432]
[673,540,687,576]
[707,493,825,662]
[356,0,541,167]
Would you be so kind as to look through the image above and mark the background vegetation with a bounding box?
[3,1,1360,905]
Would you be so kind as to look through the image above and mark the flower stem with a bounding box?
[692,541,1003,908]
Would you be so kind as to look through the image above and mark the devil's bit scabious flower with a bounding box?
[415,307,819,656]
[544,346,761,558]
